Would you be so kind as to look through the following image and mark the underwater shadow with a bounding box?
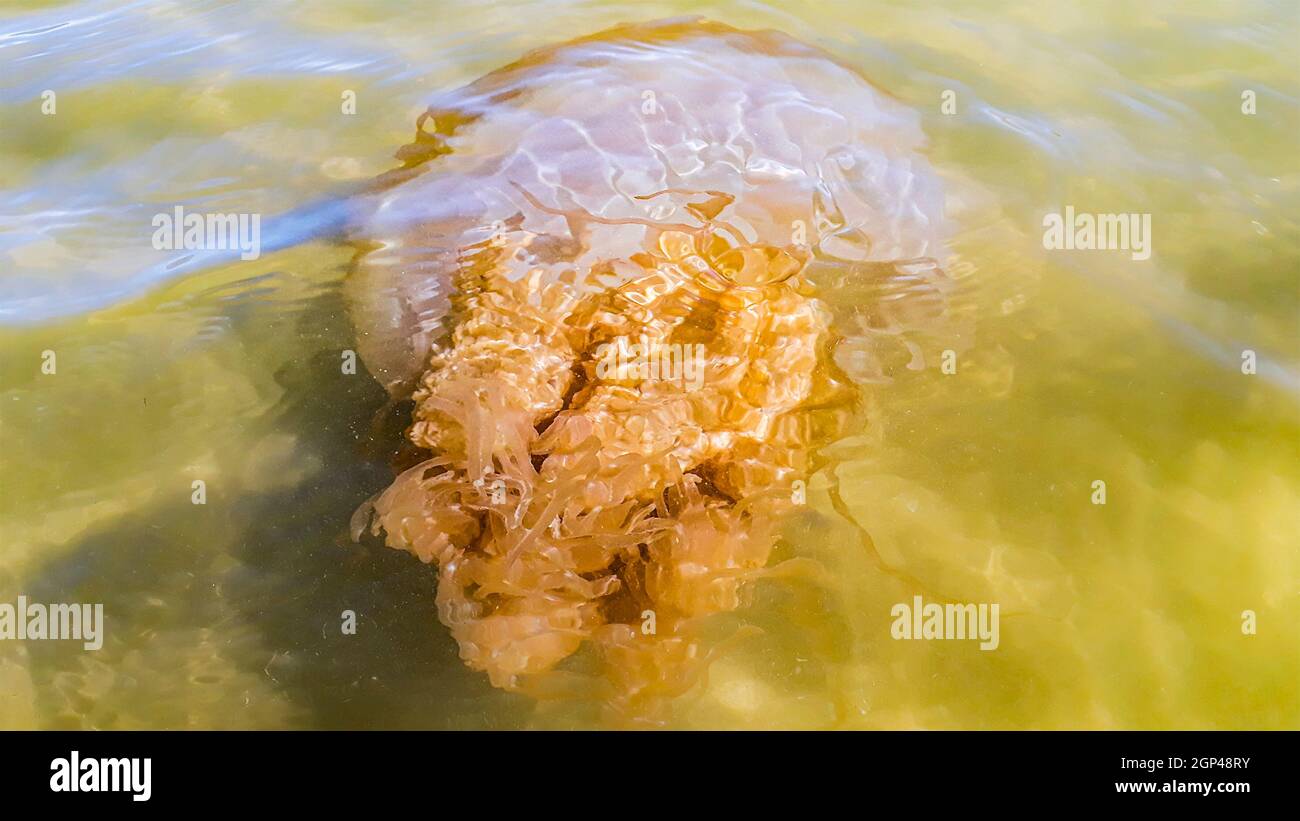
[23,290,530,728]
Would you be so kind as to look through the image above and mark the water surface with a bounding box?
[0,0,1296,729]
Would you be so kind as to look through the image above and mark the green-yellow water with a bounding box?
[0,0,1296,728]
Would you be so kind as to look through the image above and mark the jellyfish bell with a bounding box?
[343,16,948,398]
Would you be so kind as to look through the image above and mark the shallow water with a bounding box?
[0,0,1297,729]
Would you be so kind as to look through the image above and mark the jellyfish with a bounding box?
[346,18,951,720]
